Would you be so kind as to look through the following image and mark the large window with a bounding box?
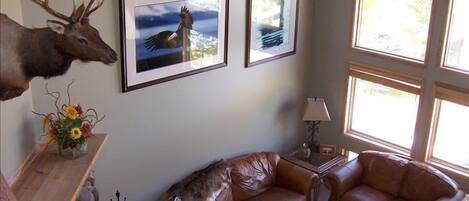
[427,83,469,175]
[344,63,422,152]
[347,0,469,183]
[353,0,433,63]
[441,0,469,74]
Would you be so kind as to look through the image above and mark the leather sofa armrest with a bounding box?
[323,159,363,201]
[276,159,320,201]
[436,190,467,201]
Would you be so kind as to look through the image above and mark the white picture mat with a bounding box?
[123,0,227,87]
[248,0,297,63]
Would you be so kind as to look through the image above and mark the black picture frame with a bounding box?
[245,0,299,68]
[119,0,230,92]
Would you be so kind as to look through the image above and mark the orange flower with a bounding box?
[45,132,56,144]
[42,113,53,126]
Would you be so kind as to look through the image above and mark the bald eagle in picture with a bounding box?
[144,6,194,62]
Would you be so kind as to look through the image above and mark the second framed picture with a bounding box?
[246,0,299,67]
[120,0,229,92]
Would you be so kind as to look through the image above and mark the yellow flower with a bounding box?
[70,128,82,140]
[45,132,55,144]
[64,105,79,120]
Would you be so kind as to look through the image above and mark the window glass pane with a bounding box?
[444,0,469,71]
[356,0,432,61]
[432,100,469,169]
[351,78,419,149]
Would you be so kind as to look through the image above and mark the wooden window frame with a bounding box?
[350,0,436,67]
[425,82,469,177]
[438,0,469,77]
[343,62,423,154]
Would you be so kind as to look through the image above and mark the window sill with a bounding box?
[439,66,469,79]
[344,130,410,156]
[427,159,469,178]
[351,46,426,68]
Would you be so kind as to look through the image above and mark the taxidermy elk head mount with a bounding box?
[33,0,118,64]
[0,0,117,101]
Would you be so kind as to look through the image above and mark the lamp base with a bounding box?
[309,141,320,153]
[305,121,321,153]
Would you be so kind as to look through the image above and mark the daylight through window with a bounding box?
[344,64,422,152]
[353,0,433,63]
[428,83,469,174]
[442,0,469,73]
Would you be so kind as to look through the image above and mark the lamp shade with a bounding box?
[303,98,331,121]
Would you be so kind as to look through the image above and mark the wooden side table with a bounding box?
[283,150,348,201]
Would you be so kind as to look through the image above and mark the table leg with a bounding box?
[313,185,320,201]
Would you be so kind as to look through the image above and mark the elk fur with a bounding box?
[159,160,231,201]
[0,0,117,101]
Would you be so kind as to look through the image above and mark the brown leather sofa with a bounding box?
[324,151,466,201]
[216,152,320,201]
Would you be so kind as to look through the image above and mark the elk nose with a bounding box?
[109,51,118,62]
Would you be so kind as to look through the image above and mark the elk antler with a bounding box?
[32,0,75,23]
[82,0,104,19]
[32,0,104,23]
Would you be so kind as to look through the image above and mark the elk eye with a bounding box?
[78,37,88,45]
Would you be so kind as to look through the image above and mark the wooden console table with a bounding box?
[11,134,108,201]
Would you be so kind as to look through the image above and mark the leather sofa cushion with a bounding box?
[230,152,280,201]
[245,187,305,201]
[358,151,409,196]
[399,161,459,201]
[341,185,395,201]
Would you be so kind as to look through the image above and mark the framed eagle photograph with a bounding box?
[246,0,299,67]
[119,0,229,92]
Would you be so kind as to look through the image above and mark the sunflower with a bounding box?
[64,105,79,120]
[70,128,82,140]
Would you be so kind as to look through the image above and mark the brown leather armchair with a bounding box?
[324,151,466,201]
[216,152,320,201]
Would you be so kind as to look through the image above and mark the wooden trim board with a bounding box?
[8,145,47,186]
[11,134,108,201]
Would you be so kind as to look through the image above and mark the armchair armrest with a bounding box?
[436,190,466,201]
[276,159,319,201]
[323,159,363,201]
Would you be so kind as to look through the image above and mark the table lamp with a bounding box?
[303,98,331,152]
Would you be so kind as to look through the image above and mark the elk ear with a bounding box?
[47,20,66,35]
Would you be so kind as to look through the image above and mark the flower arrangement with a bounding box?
[34,82,104,159]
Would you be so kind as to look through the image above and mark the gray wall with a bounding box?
[309,0,469,190]
[17,0,314,200]
[0,0,37,182]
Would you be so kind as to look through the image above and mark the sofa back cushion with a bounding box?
[358,151,409,197]
[399,161,459,201]
[230,152,280,201]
